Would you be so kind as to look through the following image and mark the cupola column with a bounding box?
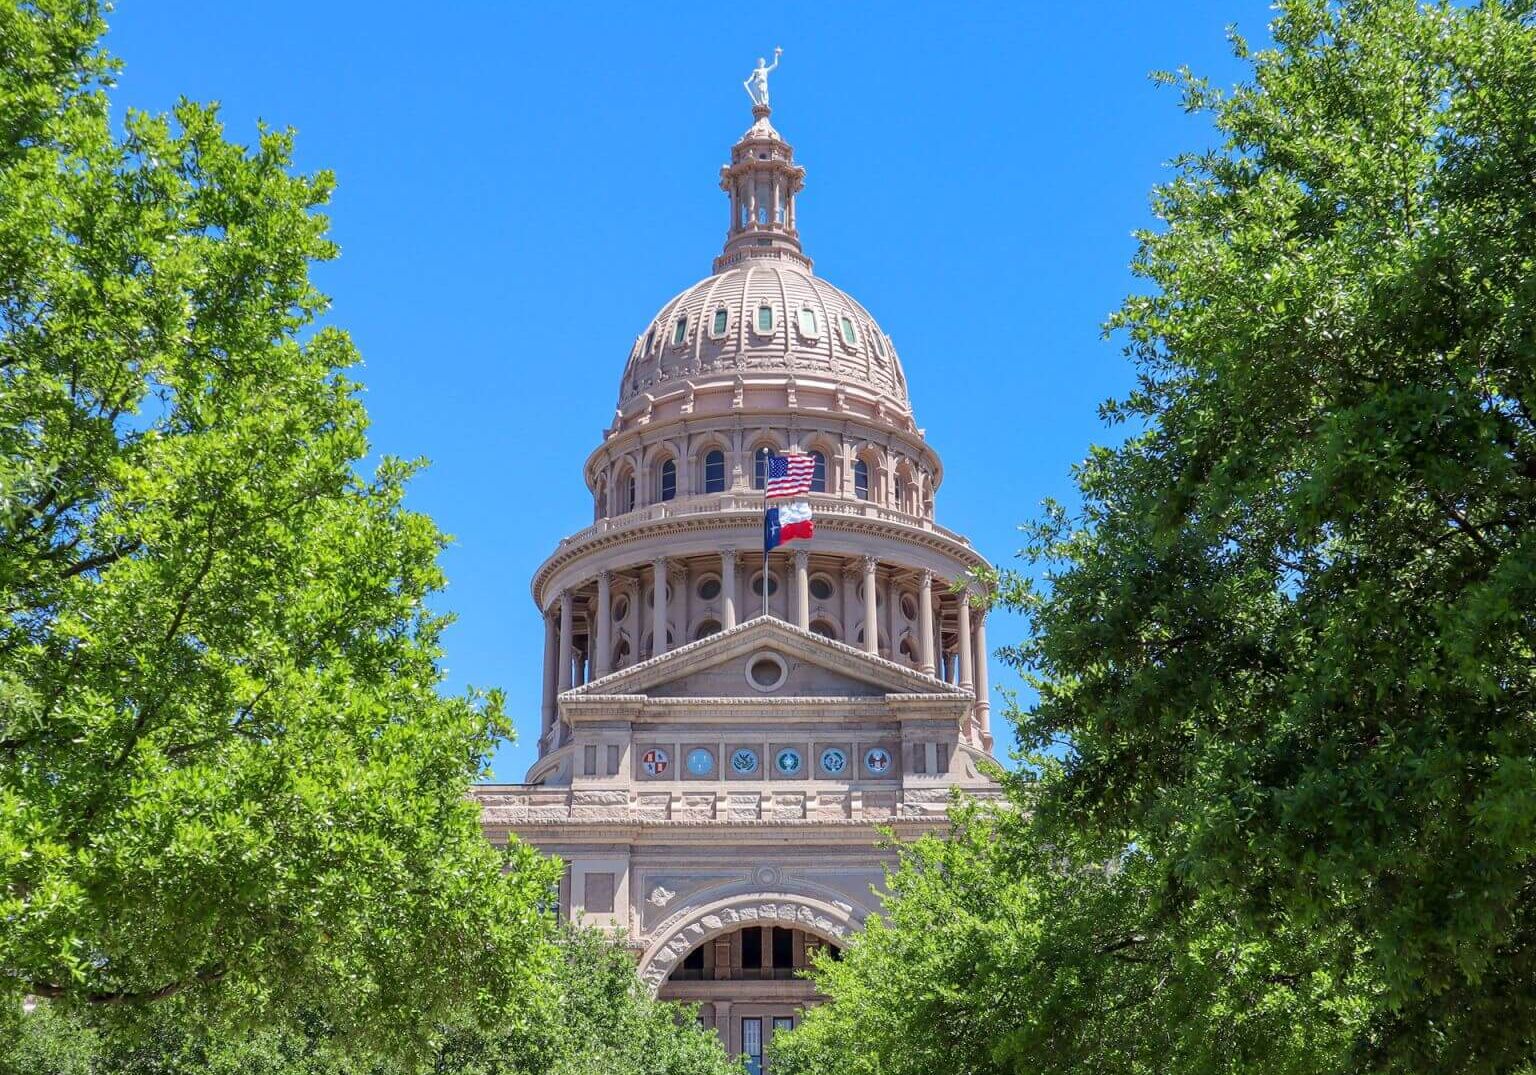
[974,611,992,748]
[541,609,558,733]
[595,571,613,678]
[918,569,936,675]
[652,557,669,656]
[862,556,879,655]
[957,591,974,697]
[721,549,738,629]
[557,590,574,692]
[793,548,810,630]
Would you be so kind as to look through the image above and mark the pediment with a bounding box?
[564,616,966,702]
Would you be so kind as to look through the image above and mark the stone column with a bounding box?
[957,590,974,695]
[651,557,668,656]
[541,609,558,732]
[557,590,574,692]
[721,549,738,629]
[793,548,810,630]
[862,556,879,655]
[595,571,612,678]
[974,611,992,748]
[918,569,935,675]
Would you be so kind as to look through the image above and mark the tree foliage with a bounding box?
[780,1,1536,1072]
[2,930,742,1075]
[0,0,555,1051]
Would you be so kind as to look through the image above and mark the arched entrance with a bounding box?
[637,894,861,1072]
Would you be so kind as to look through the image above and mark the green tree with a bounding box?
[781,1,1536,1072]
[774,799,1365,1075]
[3,930,742,1075]
[0,0,556,1052]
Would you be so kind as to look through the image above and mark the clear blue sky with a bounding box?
[104,2,1274,781]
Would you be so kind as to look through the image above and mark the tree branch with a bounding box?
[22,964,227,1006]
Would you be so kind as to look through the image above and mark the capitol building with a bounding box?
[475,72,1000,1069]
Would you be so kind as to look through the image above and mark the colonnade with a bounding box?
[538,551,993,750]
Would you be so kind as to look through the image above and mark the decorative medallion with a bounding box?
[863,747,892,776]
[731,748,759,775]
[642,748,670,777]
[686,748,714,777]
[820,748,848,775]
[647,885,676,907]
[775,748,803,776]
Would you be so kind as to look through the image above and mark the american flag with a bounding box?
[765,452,815,499]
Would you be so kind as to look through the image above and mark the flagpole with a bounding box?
[762,486,770,621]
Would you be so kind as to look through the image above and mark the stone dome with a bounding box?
[617,264,910,410]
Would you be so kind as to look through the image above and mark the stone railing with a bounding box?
[556,492,972,551]
[473,783,1001,826]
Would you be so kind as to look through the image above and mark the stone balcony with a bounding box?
[473,782,1002,827]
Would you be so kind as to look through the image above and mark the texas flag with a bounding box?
[764,500,814,551]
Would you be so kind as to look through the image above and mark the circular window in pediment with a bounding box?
[745,650,788,692]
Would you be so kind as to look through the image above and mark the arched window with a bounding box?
[810,451,827,493]
[894,474,907,509]
[754,446,773,490]
[658,458,677,502]
[853,460,870,501]
[694,619,722,641]
[703,449,726,493]
[619,472,636,513]
[809,618,838,640]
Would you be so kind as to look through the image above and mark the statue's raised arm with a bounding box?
[744,47,783,109]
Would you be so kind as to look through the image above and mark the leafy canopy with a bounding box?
[2,929,743,1075]
[0,0,556,1050]
[780,1,1536,1073]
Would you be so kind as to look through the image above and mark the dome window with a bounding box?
[703,449,726,493]
[853,460,870,501]
[753,446,773,490]
[711,308,728,337]
[797,307,819,338]
[645,327,656,353]
[697,576,721,601]
[810,451,827,493]
[756,304,775,334]
[672,315,688,345]
[809,575,835,601]
[659,459,677,502]
[839,315,858,347]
